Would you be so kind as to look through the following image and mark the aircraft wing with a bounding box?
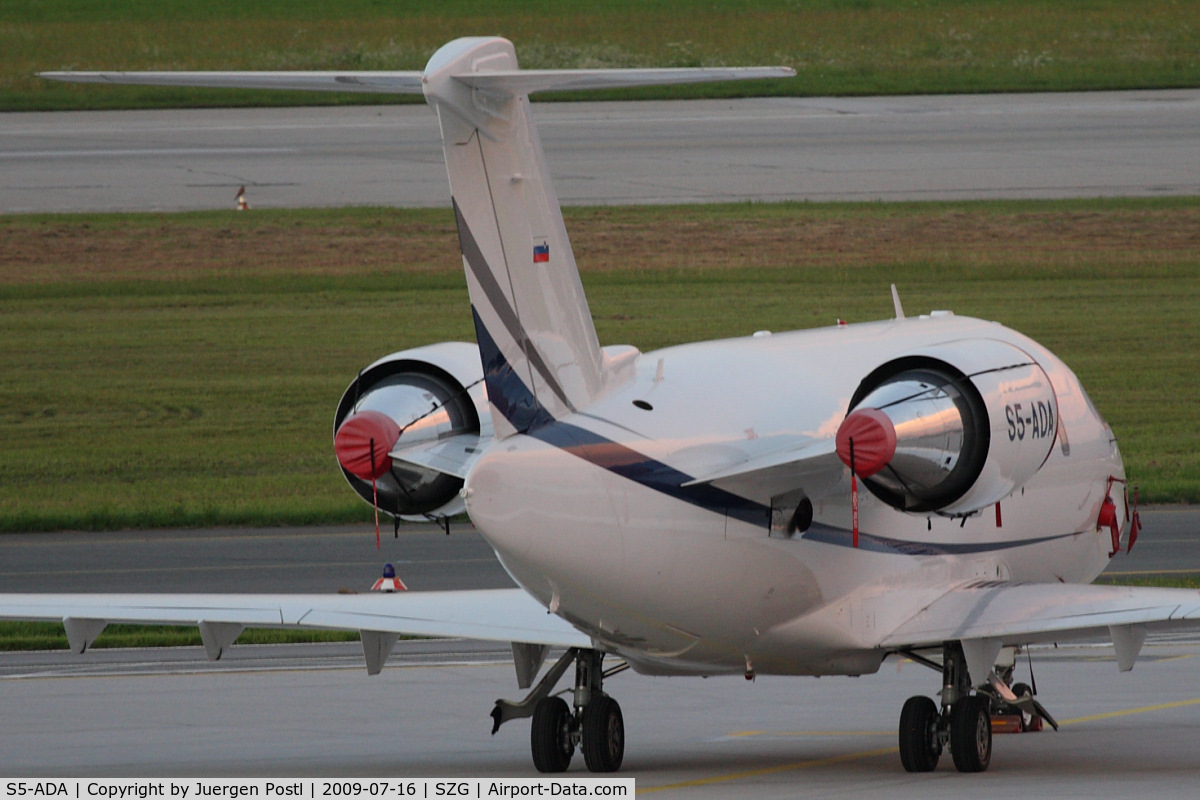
[879,581,1200,678]
[0,589,591,674]
[390,432,485,480]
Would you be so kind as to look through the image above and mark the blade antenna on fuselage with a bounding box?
[891,284,906,319]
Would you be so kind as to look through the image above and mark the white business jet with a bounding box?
[5,36,1198,775]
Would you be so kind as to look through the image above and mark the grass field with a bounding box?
[2,198,1199,533]
[4,0,1200,111]
[0,621,360,652]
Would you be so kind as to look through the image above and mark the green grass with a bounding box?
[2,198,1199,532]
[1093,575,1200,589]
[4,0,1200,111]
[0,275,472,531]
[0,621,360,651]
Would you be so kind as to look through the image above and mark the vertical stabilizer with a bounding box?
[420,38,794,438]
[424,38,603,439]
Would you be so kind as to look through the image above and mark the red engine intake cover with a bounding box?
[836,408,897,478]
[335,410,401,480]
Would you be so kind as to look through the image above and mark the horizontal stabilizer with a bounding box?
[39,38,795,445]
[39,71,425,94]
[39,65,793,98]
[453,66,795,95]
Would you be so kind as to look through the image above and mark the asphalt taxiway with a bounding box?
[2,639,1199,796]
[0,507,1196,595]
[0,523,516,594]
[4,91,1200,213]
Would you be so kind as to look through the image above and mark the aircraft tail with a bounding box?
[423,39,601,439]
[422,38,792,438]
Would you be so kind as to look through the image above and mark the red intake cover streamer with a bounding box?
[335,410,401,480]
[836,408,897,478]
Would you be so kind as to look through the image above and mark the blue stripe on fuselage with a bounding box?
[527,422,1075,555]
[472,316,1072,555]
[529,421,772,527]
[801,522,1074,556]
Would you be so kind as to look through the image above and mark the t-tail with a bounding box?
[424,38,603,439]
[420,37,792,437]
[41,37,793,439]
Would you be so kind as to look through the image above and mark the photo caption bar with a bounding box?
[2,780,634,800]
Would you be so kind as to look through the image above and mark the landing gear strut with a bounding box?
[492,647,628,773]
[897,641,991,773]
[898,642,1060,773]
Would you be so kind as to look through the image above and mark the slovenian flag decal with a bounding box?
[533,243,550,263]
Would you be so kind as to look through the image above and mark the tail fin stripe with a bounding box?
[471,307,556,432]
[455,199,574,418]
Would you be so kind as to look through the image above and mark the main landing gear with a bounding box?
[491,647,630,773]
[897,642,1058,773]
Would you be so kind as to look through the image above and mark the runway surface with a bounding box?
[0,507,1195,594]
[3,638,1200,795]
[4,90,1200,213]
[0,523,516,594]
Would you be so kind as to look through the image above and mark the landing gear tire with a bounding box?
[582,694,624,773]
[531,696,575,773]
[950,694,992,773]
[898,695,941,772]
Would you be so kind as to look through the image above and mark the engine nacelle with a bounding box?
[333,342,487,520]
[837,339,1058,515]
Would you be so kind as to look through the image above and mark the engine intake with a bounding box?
[840,340,1058,515]
[333,343,484,519]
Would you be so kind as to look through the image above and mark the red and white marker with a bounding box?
[371,563,407,592]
